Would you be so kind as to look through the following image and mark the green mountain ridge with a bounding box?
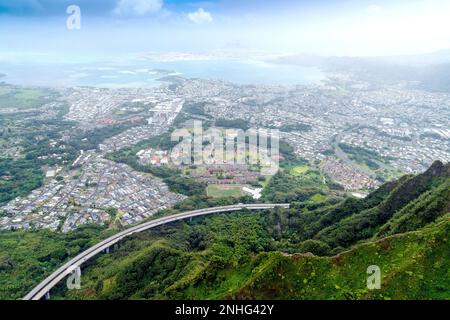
[313,161,450,248]
[235,214,450,300]
[53,161,449,300]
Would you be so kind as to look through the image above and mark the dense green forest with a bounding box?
[215,118,251,131]
[338,143,390,170]
[0,158,43,204]
[0,225,114,299]
[276,123,312,132]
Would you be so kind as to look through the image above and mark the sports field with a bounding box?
[291,165,310,176]
[206,184,243,198]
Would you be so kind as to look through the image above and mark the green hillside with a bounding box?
[57,214,449,300]
[1,162,448,300]
[235,214,450,300]
[314,161,449,248]
[51,161,449,300]
[0,225,112,299]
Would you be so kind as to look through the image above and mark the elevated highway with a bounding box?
[23,203,289,300]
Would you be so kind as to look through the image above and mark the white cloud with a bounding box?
[113,0,163,17]
[187,8,213,24]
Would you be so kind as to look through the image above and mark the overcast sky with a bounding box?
[1,0,450,63]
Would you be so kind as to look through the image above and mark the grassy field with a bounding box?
[206,184,243,198]
[309,193,328,203]
[291,165,310,176]
[0,87,49,110]
[258,175,271,188]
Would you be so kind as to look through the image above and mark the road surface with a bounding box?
[23,203,289,300]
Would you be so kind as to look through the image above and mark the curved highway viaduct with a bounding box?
[23,203,289,300]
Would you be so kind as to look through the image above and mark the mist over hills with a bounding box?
[375,49,450,66]
[273,50,450,91]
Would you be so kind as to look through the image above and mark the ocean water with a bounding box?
[0,59,325,88]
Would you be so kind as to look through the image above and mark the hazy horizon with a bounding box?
[1,0,450,65]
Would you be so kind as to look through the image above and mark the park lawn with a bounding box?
[206,184,243,198]
[291,165,310,176]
